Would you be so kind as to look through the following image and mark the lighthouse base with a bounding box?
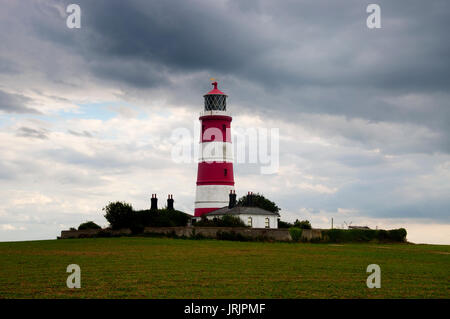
[194,207,221,217]
[194,184,234,217]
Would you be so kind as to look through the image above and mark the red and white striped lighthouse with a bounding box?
[194,81,235,217]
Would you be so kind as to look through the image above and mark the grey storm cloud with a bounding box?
[67,129,93,138]
[67,0,450,92]
[14,0,447,151]
[1,0,449,152]
[0,90,39,114]
[16,127,48,139]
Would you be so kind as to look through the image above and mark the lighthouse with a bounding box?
[194,81,235,217]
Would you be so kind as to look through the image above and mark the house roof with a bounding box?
[205,206,280,217]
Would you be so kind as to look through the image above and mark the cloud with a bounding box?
[0,90,40,114]
[1,224,26,231]
[16,126,49,139]
[68,129,93,138]
[2,1,449,138]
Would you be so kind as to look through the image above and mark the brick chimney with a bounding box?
[246,192,254,206]
[228,190,236,209]
[150,194,158,211]
[167,194,174,210]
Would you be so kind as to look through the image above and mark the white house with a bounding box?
[203,205,279,229]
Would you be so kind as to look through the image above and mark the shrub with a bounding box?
[293,219,312,229]
[289,227,303,242]
[103,201,134,230]
[78,221,101,230]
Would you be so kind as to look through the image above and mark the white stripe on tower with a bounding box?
[199,141,233,163]
[195,185,234,209]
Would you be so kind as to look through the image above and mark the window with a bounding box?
[247,217,252,227]
[265,217,270,228]
[222,124,227,141]
[204,95,226,111]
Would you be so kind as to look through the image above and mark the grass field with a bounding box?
[0,237,448,298]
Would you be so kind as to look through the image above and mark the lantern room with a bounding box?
[203,81,227,111]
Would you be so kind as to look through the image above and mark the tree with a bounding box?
[103,201,134,230]
[294,219,312,229]
[278,220,293,228]
[237,193,280,213]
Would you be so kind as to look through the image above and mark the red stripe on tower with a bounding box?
[194,81,235,217]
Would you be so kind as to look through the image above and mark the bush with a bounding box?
[293,219,312,229]
[103,201,134,230]
[289,227,303,242]
[194,215,247,227]
[78,221,101,230]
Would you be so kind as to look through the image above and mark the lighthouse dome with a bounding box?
[204,81,227,111]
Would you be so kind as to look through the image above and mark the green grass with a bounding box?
[0,237,448,298]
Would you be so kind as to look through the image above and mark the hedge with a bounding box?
[321,228,407,243]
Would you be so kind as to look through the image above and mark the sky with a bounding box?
[0,0,449,244]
